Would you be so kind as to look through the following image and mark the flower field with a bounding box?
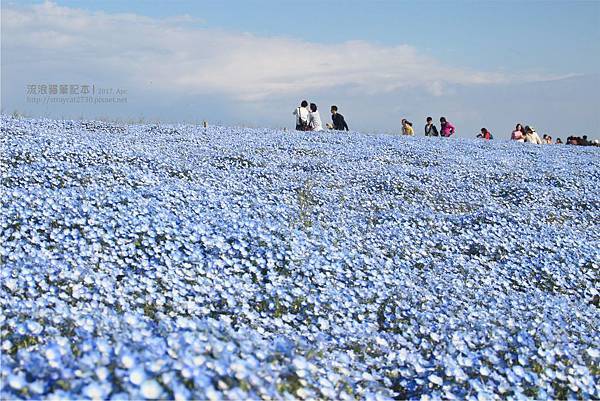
[1,115,599,400]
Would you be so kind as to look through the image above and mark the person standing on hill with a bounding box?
[293,100,310,131]
[328,105,349,131]
[440,117,456,137]
[581,135,590,146]
[424,117,439,136]
[402,119,415,136]
[511,123,525,142]
[308,103,323,131]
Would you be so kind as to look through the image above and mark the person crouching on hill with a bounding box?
[327,105,349,131]
[477,128,492,140]
[440,117,455,137]
[308,103,323,131]
[294,100,310,131]
[402,119,415,136]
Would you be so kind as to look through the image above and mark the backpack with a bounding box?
[425,124,438,136]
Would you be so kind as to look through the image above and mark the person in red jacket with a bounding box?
[477,128,492,140]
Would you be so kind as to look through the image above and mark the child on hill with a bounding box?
[477,128,492,140]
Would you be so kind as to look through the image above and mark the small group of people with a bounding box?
[402,117,456,137]
[477,124,547,143]
[563,135,597,146]
[293,101,349,132]
[293,106,597,145]
[510,123,597,145]
[510,123,546,144]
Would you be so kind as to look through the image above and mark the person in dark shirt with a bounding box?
[328,105,349,131]
[424,116,439,136]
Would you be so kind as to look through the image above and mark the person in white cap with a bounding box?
[524,126,543,144]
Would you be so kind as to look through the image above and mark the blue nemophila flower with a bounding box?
[7,372,26,390]
[1,115,598,399]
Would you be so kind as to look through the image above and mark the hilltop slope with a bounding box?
[1,116,599,399]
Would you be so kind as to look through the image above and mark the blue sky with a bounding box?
[11,0,600,74]
[2,0,599,138]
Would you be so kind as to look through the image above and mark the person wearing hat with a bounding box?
[524,126,543,144]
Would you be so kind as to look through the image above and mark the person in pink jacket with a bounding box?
[511,123,525,142]
[439,117,455,137]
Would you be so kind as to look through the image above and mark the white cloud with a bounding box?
[1,1,576,102]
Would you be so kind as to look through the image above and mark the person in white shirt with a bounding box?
[293,100,310,131]
[524,126,543,144]
[308,103,323,131]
